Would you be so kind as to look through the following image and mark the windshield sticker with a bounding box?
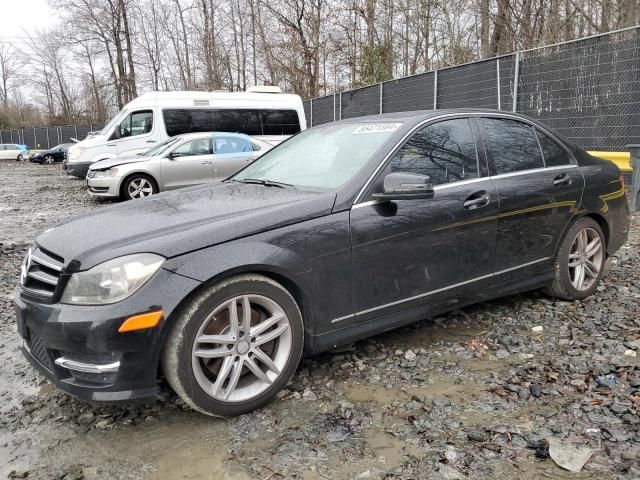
[352,123,402,135]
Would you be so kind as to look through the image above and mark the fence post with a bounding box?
[74,124,78,140]
[433,70,438,109]
[46,128,50,149]
[379,83,383,114]
[333,93,336,122]
[496,58,501,110]
[627,144,640,212]
[310,99,313,127]
[339,91,342,120]
[512,51,520,112]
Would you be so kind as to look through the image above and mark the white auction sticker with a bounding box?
[352,123,403,134]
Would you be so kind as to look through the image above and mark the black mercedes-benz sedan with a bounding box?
[15,110,629,416]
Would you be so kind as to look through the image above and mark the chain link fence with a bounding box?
[304,26,640,150]
[0,124,104,150]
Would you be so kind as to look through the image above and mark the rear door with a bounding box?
[349,117,499,325]
[479,116,584,279]
[160,137,215,190]
[212,134,258,182]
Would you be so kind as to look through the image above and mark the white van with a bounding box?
[65,87,306,178]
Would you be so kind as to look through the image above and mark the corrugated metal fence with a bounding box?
[304,26,640,150]
[0,123,104,150]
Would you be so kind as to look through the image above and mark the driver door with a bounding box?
[160,137,215,190]
[113,110,157,156]
[349,117,499,324]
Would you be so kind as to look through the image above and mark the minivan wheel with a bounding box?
[43,155,54,165]
[121,174,157,200]
[162,274,304,417]
[17,154,23,162]
[544,217,606,300]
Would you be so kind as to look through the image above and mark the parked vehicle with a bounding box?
[86,133,273,200]
[0,143,29,161]
[16,110,629,417]
[65,87,305,178]
[30,144,73,164]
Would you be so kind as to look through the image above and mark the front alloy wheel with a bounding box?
[43,155,54,165]
[17,154,24,162]
[163,274,304,416]
[123,175,156,200]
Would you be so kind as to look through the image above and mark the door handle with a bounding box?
[463,191,490,210]
[106,142,115,147]
[201,161,213,165]
[146,139,156,143]
[553,173,572,186]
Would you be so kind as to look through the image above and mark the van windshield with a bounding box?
[100,111,126,136]
[233,122,402,189]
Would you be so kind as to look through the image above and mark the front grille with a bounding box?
[21,247,64,300]
[86,170,96,179]
[26,328,54,370]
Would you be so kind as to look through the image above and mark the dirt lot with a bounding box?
[1,161,639,479]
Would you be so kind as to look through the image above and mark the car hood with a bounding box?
[36,183,336,270]
[90,155,150,170]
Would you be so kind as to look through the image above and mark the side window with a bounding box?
[261,110,301,135]
[481,118,543,174]
[216,110,262,136]
[214,135,252,154]
[173,138,211,157]
[117,110,153,138]
[163,109,194,136]
[536,129,572,167]
[388,118,478,186]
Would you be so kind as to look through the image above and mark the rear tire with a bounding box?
[120,173,157,200]
[544,217,606,300]
[162,274,304,417]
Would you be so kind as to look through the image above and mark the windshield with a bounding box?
[233,122,402,189]
[142,137,181,157]
[100,111,126,135]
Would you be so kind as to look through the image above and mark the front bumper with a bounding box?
[15,268,200,403]
[65,161,92,179]
[87,174,121,198]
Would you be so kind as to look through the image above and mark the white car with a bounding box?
[0,143,29,161]
[86,132,273,200]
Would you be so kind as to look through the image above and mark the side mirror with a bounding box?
[168,151,182,159]
[372,172,434,201]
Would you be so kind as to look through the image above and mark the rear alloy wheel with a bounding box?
[545,217,606,300]
[43,155,54,165]
[163,274,304,416]
[122,174,157,200]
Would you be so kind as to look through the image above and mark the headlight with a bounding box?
[61,253,165,305]
[68,146,85,161]
[92,168,118,178]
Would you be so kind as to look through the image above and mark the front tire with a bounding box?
[545,217,606,300]
[17,154,23,162]
[162,274,304,417]
[121,174,157,200]
[43,155,54,165]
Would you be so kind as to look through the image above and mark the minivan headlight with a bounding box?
[61,253,165,305]
[68,146,85,161]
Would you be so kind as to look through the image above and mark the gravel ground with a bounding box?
[1,161,639,479]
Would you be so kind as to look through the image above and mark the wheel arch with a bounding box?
[119,171,160,198]
[553,210,610,260]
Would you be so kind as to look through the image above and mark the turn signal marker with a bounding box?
[118,310,164,333]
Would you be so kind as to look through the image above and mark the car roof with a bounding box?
[173,132,256,140]
[329,108,539,126]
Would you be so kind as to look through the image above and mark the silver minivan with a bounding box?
[86,132,273,200]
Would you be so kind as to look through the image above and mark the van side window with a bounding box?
[117,110,153,138]
[262,110,301,135]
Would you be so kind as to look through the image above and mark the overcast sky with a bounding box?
[0,0,57,45]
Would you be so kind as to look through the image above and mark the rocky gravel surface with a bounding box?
[1,161,639,479]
